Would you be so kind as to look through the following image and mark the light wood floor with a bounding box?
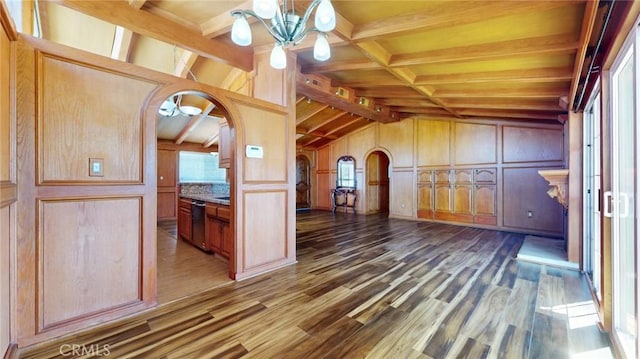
[19,211,612,358]
[157,220,232,304]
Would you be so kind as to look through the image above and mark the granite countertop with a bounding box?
[180,193,230,205]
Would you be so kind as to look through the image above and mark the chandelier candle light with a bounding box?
[230,0,336,69]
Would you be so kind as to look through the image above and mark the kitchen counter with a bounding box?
[179,193,230,206]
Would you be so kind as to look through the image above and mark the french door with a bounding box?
[584,89,602,301]
[607,23,639,358]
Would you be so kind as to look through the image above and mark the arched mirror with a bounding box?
[333,156,357,214]
[336,155,356,188]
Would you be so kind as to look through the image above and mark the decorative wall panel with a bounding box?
[39,197,141,330]
[417,119,450,166]
[390,170,414,217]
[503,167,564,234]
[379,120,414,168]
[238,104,287,183]
[503,126,564,163]
[0,207,10,353]
[1,26,10,183]
[347,125,376,163]
[243,191,287,270]
[38,55,155,183]
[454,122,497,165]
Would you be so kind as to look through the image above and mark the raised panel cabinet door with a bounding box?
[417,183,433,218]
[474,184,497,216]
[434,169,451,183]
[454,169,473,184]
[157,149,177,186]
[417,170,433,183]
[178,207,192,242]
[207,216,223,253]
[453,184,473,214]
[220,220,232,259]
[157,192,176,219]
[218,119,231,168]
[474,168,496,184]
[434,183,452,212]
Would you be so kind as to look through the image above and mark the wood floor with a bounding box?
[18,211,612,359]
[157,220,231,304]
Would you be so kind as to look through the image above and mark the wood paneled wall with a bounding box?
[11,34,296,348]
[15,38,158,346]
[314,117,566,237]
[1,3,17,356]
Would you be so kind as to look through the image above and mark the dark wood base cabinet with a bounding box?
[178,198,192,242]
[417,168,497,225]
[206,203,232,259]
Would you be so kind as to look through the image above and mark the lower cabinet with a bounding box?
[206,203,232,260]
[417,182,433,218]
[473,184,497,225]
[417,167,496,225]
[178,199,192,242]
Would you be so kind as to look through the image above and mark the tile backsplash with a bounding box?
[180,183,230,196]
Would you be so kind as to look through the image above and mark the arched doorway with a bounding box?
[155,89,236,304]
[296,155,311,211]
[365,151,390,214]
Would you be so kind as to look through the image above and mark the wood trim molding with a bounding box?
[0,1,18,41]
[0,183,16,208]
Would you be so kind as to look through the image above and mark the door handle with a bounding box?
[603,191,613,218]
[619,192,630,218]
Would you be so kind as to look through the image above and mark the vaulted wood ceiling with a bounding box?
[33,0,601,150]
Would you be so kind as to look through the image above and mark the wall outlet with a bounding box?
[527,211,533,218]
[89,158,104,177]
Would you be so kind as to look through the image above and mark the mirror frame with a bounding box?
[336,155,356,189]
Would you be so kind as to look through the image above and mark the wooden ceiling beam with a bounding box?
[355,87,432,98]
[53,0,253,71]
[351,1,580,41]
[568,0,599,110]
[203,134,219,148]
[394,107,453,116]
[415,67,574,85]
[175,103,216,145]
[436,87,568,99]
[296,103,330,125]
[443,98,564,111]
[128,0,146,10]
[375,98,440,107]
[296,72,400,123]
[35,1,48,38]
[324,117,366,137]
[458,109,563,121]
[354,41,458,116]
[201,0,252,38]
[303,112,352,134]
[174,49,198,79]
[110,26,134,61]
[301,58,382,74]
[390,34,578,67]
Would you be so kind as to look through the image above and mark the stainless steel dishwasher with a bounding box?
[190,200,208,251]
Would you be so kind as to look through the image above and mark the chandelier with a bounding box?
[230,0,336,69]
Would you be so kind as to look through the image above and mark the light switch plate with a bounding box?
[89,158,104,177]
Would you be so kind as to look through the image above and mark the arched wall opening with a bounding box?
[364,149,391,214]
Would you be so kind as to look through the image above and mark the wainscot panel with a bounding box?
[242,191,287,270]
[38,197,142,331]
[502,167,564,235]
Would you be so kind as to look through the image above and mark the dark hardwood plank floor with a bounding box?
[18,211,613,359]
